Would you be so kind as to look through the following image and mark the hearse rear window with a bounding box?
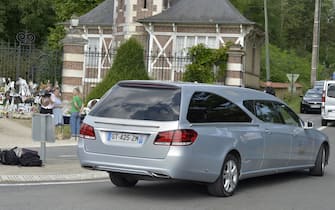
[89,83,181,121]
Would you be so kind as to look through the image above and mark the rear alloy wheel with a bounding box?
[109,172,138,187]
[208,154,240,197]
[310,145,326,176]
[321,119,328,126]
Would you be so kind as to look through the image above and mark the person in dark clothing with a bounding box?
[264,81,276,96]
[39,85,54,114]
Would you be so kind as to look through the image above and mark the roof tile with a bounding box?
[139,0,254,25]
[79,0,114,26]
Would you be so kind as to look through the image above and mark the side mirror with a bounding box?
[304,121,314,129]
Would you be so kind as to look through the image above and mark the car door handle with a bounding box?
[265,129,272,134]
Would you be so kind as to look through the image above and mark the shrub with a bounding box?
[183,44,230,83]
[86,37,149,102]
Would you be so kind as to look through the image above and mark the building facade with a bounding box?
[61,0,264,100]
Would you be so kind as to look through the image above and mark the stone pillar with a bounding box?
[225,45,245,87]
[61,30,87,102]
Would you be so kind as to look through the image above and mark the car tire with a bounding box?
[310,145,326,176]
[321,119,327,126]
[109,172,138,187]
[207,154,240,197]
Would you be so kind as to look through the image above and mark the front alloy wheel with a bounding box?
[310,145,327,176]
[208,154,240,197]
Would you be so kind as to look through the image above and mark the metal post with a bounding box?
[32,113,55,164]
[291,74,294,95]
[264,0,271,82]
[40,113,47,163]
[311,0,321,86]
[40,141,46,163]
[16,45,21,80]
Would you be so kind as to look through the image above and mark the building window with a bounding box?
[175,36,218,56]
[85,37,101,67]
[163,0,170,10]
[143,0,147,9]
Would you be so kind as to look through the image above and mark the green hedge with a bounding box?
[86,38,149,102]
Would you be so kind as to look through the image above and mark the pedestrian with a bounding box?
[52,87,64,139]
[39,86,54,114]
[70,87,83,140]
[264,81,276,96]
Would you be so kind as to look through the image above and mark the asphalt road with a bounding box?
[41,146,78,160]
[0,113,334,210]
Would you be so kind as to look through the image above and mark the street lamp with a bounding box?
[70,14,79,28]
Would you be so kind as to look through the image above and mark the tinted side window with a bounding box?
[254,101,282,124]
[275,103,301,127]
[243,100,255,114]
[327,84,335,98]
[187,92,251,123]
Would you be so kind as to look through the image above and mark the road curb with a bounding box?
[0,172,109,183]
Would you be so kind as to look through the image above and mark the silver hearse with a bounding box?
[78,81,329,197]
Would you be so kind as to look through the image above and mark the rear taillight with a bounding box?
[154,129,198,146]
[80,123,96,140]
[322,90,325,108]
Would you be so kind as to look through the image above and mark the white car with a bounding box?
[321,80,335,126]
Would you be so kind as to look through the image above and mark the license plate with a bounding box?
[106,132,145,144]
[310,104,320,108]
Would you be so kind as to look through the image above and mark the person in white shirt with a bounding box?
[52,87,63,125]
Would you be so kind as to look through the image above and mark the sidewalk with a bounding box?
[0,118,109,183]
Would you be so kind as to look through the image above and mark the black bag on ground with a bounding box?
[0,147,19,165]
[19,150,42,167]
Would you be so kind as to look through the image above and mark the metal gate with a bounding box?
[0,32,62,85]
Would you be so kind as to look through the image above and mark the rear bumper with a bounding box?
[301,104,321,112]
[321,116,335,121]
[77,140,219,183]
[321,110,335,121]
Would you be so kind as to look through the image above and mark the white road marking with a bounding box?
[0,179,109,187]
[317,126,327,131]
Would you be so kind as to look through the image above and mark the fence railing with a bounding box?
[0,41,62,85]
[82,49,191,100]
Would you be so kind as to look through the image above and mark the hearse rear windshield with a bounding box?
[89,83,181,121]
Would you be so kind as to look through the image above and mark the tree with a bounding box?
[260,44,312,89]
[52,0,104,22]
[183,44,230,83]
[231,0,335,81]
[0,1,6,37]
[319,0,335,77]
[46,0,104,49]
[0,0,56,46]
[86,38,150,101]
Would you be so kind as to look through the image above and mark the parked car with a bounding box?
[300,88,322,114]
[314,80,325,92]
[78,81,329,197]
[321,80,335,126]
